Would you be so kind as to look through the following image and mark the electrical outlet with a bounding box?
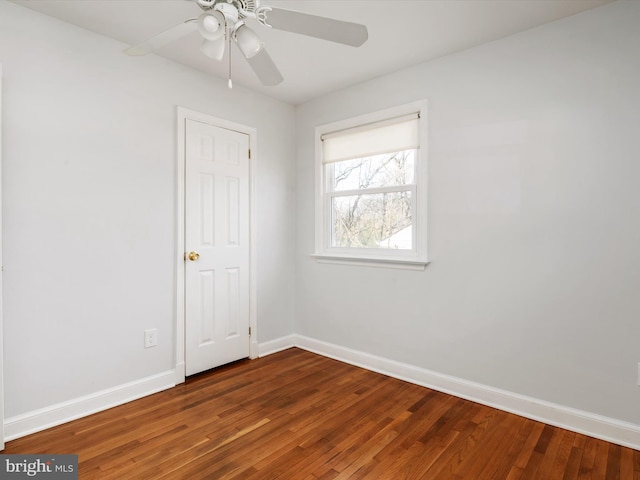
[144,328,158,349]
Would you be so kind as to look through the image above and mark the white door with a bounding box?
[184,119,251,376]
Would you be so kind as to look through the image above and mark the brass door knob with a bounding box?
[187,251,200,261]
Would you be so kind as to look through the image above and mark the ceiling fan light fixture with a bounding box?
[200,37,226,61]
[197,11,225,41]
[234,22,264,59]
[125,1,368,88]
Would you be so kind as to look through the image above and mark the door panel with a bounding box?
[185,119,250,376]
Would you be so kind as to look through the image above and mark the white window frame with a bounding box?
[312,100,429,270]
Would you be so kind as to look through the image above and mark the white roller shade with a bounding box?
[322,113,419,164]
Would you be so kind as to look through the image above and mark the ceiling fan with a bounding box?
[124,0,369,87]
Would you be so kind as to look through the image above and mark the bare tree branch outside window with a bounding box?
[329,150,416,249]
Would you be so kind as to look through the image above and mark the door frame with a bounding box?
[175,107,258,384]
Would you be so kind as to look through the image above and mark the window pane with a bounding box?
[332,150,416,191]
[332,191,413,249]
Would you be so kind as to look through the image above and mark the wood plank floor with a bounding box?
[4,348,639,479]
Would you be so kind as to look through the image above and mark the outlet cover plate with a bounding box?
[144,328,158,348]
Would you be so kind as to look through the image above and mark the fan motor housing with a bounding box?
[197,0,258,16]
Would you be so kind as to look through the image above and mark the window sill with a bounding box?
[310,254,429,271]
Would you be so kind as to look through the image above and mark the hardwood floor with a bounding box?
[4,348,639,479]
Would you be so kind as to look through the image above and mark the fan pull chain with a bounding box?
[227,25,233,89]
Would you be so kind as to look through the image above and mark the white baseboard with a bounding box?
[5,370,175,441]
[259,334,640,451]
[257,335,295,357]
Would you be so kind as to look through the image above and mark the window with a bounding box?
[314,101,428,269]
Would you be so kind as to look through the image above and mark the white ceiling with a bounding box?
[11,0,613,105]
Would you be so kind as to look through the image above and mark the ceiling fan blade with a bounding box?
[264,7,368,47]
[245,48,284,86]
[124,19,197,56]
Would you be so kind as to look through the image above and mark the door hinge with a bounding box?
[248,148,251,159]
[249,327,252,336]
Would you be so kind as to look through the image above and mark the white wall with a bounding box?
[0,64,5,449]
[0,1,295,421]
[295,0,640,426]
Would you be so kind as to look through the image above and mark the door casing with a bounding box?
[175,107,258,384]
